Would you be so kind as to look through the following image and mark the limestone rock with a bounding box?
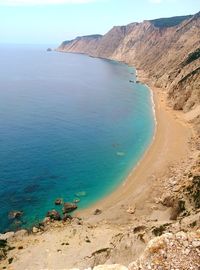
[32,227,39,233]
[14,229,28,239]
[0,232,14,241]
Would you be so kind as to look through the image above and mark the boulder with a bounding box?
[42,217,51,224]
[162,196,174,207]
[32,227,39,233]
[63,214,73,222]
[73,198,80,203]
[0,249,6,261]
[8,210,23,220]
[46,210,61,221]
[0,232,14,241]
[54,198,63,205]
[93,209,102,215]
[62,202,77,214]
[14,229,28,239]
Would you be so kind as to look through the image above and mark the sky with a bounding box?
[0,0,199,45]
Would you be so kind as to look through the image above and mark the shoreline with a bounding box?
[76,65,158,216]
[0,58,191,230]
[76,66,191,223]
[0,64,194,270]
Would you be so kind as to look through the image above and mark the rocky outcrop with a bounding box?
[62,202,77,213]
[8,211,23,220]
[68,231,200,270]
[58,12,200,115]
[55,198,63,205]
[46,210,61,221]
[129,230,200,270]
[58,34,102,55]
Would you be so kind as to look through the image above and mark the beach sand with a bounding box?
[77,69,192,224]
[1,69,193,270]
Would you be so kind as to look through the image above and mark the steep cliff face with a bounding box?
[58,13,200,115]
[58,34,102,55]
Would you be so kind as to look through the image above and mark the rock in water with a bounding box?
[62,202,77,214]
[46,210,61,221]
[75,191,86,197]
[54,198,63,205]
[73,198,80,203]
[8,211,23,220]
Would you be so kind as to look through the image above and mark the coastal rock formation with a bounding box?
[46,210,61,221]
[62,202,77,213]
[55,198,63,205]
[58,12,200,120]
[8,211,23,220]
[129,230,200,270]
[66,231,200,270]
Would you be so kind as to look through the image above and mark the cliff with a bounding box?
[58,13,200,123]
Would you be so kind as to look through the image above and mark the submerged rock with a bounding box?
[46,210,61,221]
[8,211,23,220]
[54,198,63,205]
[73,198,80,203]
[62,202,77,214]
[75,191,86,197]
[116,152,125,156]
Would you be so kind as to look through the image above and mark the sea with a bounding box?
[0,44,155,233]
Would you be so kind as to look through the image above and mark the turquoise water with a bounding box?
[0,45,155,232]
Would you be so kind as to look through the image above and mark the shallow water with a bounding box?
[0,45,155,232]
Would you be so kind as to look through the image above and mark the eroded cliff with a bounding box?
[58,13,200,124]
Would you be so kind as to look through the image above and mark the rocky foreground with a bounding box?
[0,139,200,269]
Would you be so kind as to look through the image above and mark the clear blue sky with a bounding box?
[0,0,199,45]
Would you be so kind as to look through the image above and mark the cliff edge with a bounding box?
[58,13,200,129]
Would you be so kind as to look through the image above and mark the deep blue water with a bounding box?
[0,45,155,232]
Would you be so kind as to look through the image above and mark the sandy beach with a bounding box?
[77,68,192,223]
[0,69,194,270]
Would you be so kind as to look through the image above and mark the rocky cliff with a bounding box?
[58,13,200,122]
